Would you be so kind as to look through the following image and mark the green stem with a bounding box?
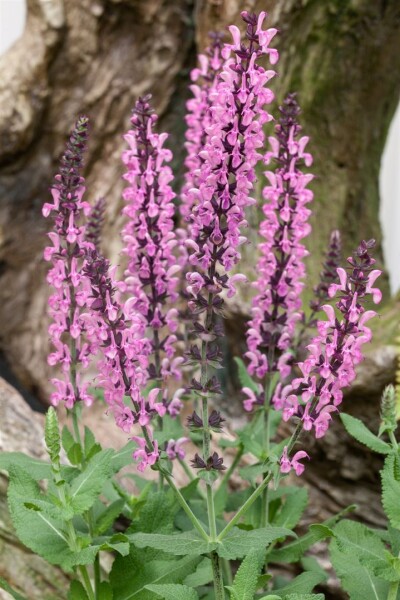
[79,565,95,600]
[211,551,225,600]
[71,405,83,450]
[389,430,399,451]
[260,351,275,528]
[206,483,217,541]
[87,510,101,596]
[222,557,233,587]
[218,471,273,541]
[388,581,399,600]
[162,472,209,541]
[177,458,206,499]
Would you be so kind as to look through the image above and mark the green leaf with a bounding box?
[226,548,265,600]
[0,452,52,480]
[110,548,200,600]
[239,462,269,486]
[84,426,102,460]
[129,530,216,556]
[45,406,61,464]
[218,526,294,560]
[62,426,75,453]
[98,582,114,600]
[68,581,90,600]
[234,357,259,393]
[359,549,400,583]
[128,491,176,534]
[99,533,130,557]
[382,454,400,528]
[301,557,328,581]
[61,426,83,465]
[340,413,392,454]
[330,520,390,600]
[272,487,308,530]
[70,449,113,513]
[111,442,136,473]
[268,522,335,563]
[285,595,325,600]
[0,577,28,600]
[95,499,126,535]
[7,465,99,571]
[183,558,212,587]
[270,572,326,597]
[145,584,199,599]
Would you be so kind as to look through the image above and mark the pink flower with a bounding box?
[280,446,309,476]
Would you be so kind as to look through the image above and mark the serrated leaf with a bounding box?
[7,465,99,571]
[270,572,326,597]
[382,454,400,528]
[234,357,260,393]
[129,530,216,556]
[183,558,212,587]
[218,526,294,560]
[84,426,101,457]
[111,442,136,473]
[145,583,199,599]
[129,491,176,534]
[0,577,28,600]
[226,548,265,600]
[95,499,126,535]
[359,551,400,583]
[239,462,269,486]
[67,443,84,466]
[110,548,200,600]
[62,426,76,453]
[0,451,52,479]
[340,413,392,454]
[330,520,390,600]
[70,449,113,513]
[68,580,90,600]
[100,533,130,557]
[269,521,335,563]
[272,487,308,529]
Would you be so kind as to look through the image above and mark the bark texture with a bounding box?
[0,0,399,399]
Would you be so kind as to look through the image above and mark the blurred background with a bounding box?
[0,1,400,598]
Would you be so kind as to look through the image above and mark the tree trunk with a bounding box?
[0,0,399,397]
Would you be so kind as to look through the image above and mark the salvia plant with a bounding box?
[0,10,395,600]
